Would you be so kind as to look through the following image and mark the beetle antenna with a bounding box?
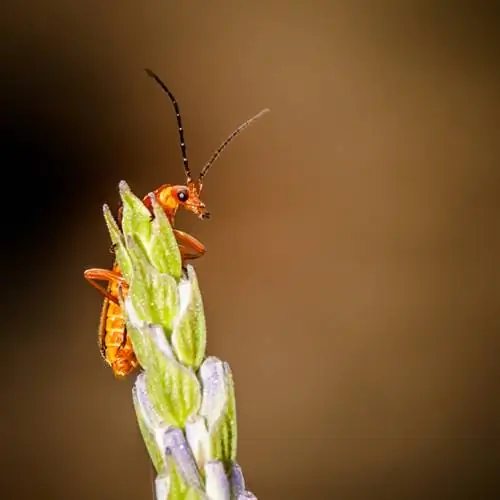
[198,108,270,191]
[144,68,192,183]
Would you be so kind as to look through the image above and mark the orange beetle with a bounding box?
[84,69,269,377]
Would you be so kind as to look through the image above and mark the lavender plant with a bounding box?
[102,181,256,500]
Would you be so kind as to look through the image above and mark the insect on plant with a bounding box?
[84,68,270,378]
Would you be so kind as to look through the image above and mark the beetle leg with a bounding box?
[84,268,126,305]
[174,229,206,261]
[87,230,203,304]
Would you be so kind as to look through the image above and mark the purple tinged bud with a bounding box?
[133,373,163,430]
[161,428,202,489]
[154,472,170,500]
[237,493,258,500]
[185,416,211,471]
[205,461,230,500]
[230,463,246,497]
[199,357,227,428]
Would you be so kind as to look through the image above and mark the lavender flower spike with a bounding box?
[101,181,260,499]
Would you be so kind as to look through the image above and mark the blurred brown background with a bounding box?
[2,1,499,499]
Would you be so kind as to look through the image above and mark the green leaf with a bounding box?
[102,204,133,282]
[123,315,149,372]
[144,323,202,427]
[119,180,152,254]
[132,375,165,474]
[126,236,179,335]
[139,414,163,473]
[111,286,149,370]
[165,455,207,500]
[171,266,207,370]
[167,454,186,499]
[198,358,238,469]
[183,489,208,500]
[211,363,237,469]
[136,406,164,474]
[149,193,182,280]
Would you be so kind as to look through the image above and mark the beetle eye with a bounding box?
[177,189,188,202]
